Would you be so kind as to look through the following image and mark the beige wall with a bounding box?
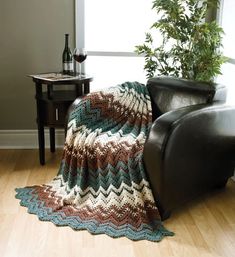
[0,0,74,129]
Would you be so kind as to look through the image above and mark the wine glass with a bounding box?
[73,48,87,78]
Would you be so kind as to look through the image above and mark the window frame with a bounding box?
[76,1,235,68]
[75,0,142,58]
[217,0,235,65]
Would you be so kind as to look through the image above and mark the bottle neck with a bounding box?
[64,34,69,49]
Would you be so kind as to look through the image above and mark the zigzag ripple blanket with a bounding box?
[16,82,173,242]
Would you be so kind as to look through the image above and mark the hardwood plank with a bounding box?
[0,149,235,257]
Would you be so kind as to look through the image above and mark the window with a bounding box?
[216,0,235,104]
[75,0,155,91]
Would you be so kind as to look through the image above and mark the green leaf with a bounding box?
[135,0,226,82]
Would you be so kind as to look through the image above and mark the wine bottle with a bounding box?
[62,34,73,75]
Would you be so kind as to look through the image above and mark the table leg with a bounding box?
[75,83,83,96]
[37,124,45,165]
[84,81,90,94]
[49,127,55,153]
[35,82,45,165]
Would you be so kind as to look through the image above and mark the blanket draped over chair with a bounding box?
[15,81,173,241]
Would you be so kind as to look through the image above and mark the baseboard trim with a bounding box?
[0,129,64,149]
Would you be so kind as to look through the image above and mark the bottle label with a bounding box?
[63,62,73,71]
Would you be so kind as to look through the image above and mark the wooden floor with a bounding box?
[0,149,235,257]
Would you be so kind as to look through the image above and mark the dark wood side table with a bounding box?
[30,73,92,165]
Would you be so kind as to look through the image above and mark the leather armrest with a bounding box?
[144,103,235,211]
[146,102,235,153]
[144,103,214,155]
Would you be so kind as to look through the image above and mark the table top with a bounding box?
[30,72,93,84]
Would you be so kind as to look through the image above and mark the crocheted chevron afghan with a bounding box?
[15,81,173,242]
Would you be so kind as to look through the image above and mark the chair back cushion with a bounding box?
[147,77,227,119]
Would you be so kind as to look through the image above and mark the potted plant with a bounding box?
[135,0,226,83]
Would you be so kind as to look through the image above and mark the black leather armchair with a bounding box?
[144,77,235,220]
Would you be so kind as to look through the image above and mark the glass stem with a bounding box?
[79,63,82,77]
